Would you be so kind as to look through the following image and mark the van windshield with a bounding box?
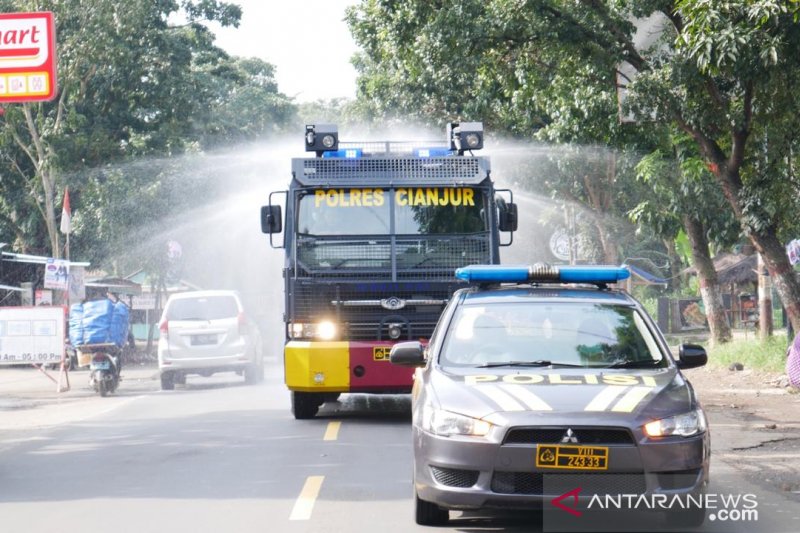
[167,296,239,320]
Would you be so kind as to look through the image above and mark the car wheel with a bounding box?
[415,491,449,526]
[160,372,175,391]
[291,391,320,419]
[244,363,261,385]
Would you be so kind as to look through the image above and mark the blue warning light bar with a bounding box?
[415,147,453,157]
[455,264,631,284]
[322,148,363,159]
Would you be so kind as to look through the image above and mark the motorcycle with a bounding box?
[83,344,121,397]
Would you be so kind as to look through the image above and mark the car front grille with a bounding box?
[431,466,480,488]
[503,427,635,446]
[491,472,646,496]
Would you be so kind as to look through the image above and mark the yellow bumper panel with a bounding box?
[285,341,350,392]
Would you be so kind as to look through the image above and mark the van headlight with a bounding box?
[421,402,492,437]
[289,320,338,340]
[644,408,707,437]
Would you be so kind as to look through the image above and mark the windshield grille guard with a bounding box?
[294,233,491,281]
[292,156,490,186]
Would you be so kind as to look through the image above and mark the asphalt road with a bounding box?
[1,361,799,533]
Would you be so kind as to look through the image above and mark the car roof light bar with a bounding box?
[455,264,631,284]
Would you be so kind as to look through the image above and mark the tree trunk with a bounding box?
[750,230,800,334]
[711,166,800,333]
[683,215,731,344]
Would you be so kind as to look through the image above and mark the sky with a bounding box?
[208,1,360,103]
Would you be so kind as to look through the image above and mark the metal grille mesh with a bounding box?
[503,427,635,446]
[294,157,487,185]
[491,472,646,496]
[290,281,459,340]
[296,235,490,280]
[431,466,480,488]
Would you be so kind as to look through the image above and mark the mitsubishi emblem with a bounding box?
[560,428,579,444]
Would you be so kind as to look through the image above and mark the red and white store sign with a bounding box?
[0,11,57,103]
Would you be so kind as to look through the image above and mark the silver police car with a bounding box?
[391,265,709,527]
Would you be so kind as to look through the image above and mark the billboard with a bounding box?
[0,11,57,103]
[0,306,65,364]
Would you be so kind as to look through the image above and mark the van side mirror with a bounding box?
[261,205,282,234]
[499,202,518,232]
[677,344,707,369]
[390,341,426,367]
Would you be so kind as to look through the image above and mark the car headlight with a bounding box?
[289,320,338,340]
[644,408,707,437]
[421,403,492,437]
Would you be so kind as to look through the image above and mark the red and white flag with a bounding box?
[60,187,71,234]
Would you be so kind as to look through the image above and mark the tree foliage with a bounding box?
[0,0,295,271]
[347,0,800,330]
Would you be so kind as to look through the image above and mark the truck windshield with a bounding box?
[297,187,487,236]
[295,187,491,275]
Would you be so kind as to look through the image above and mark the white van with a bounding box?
[157,290,263,390]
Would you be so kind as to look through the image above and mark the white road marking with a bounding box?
[290,475,324,521]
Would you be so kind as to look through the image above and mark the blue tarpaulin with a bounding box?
[68,299,129,347]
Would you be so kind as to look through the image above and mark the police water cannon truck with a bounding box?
[261,122,518,419]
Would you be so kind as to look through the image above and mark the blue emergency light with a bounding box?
[321,148,363,159]
[415,147,453,157]
[455,264,631,284]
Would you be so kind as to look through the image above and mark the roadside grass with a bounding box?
[706,335,788,373]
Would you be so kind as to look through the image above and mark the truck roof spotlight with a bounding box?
[305,124,339,156]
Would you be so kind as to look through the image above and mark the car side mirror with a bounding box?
[499,202,518,232]
[390,341,426,367]
[677,344,707,369]
[261,205,282,234]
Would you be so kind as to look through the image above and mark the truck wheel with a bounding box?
[291,391,320,419]
[415,492,449,526]
[160,372,175,391]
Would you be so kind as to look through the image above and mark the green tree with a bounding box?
[346,0,800,332]
[0,1,295,270]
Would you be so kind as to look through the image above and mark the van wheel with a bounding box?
[160,372,175,391]
[415,492,449,526]
[244,363,261,385]
[291,391,320,419]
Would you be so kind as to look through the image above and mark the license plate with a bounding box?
[535,444,609,470]
[91,360,110,370]
[191,334,217,346]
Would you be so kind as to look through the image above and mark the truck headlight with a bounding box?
[289,321,339,340]
[421,403,492,437]
[644,408,707,437]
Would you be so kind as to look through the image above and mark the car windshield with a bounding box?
[166,296,239,321]
[439,301,666,368]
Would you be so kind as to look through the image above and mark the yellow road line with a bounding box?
[289,475,325,521]
[323,421,341,441]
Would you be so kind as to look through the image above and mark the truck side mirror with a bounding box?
[677,344,707,369]
[499,202,518,232]
[390,341,426,367]
[261,205,282,234]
